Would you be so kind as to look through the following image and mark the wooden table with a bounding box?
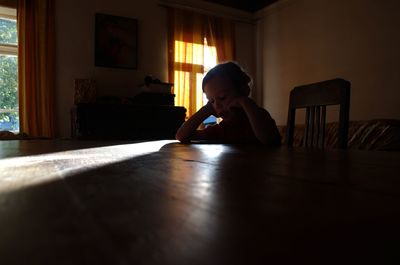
[1,140,400,264]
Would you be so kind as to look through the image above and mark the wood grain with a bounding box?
[1,140,399,264]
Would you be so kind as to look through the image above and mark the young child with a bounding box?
[175,62,281,145]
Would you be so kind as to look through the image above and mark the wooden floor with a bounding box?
[1,140,400,264]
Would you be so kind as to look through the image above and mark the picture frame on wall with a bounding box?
[95,13,138,69]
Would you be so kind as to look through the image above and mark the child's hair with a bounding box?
[202,61,252,96]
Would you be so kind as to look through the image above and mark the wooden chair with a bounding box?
[286,78,351,149]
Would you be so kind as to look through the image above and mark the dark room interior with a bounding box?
[1,0,400,264]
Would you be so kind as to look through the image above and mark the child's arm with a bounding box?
[233,97,281,145]
[175,102,215,143]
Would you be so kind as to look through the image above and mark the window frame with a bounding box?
[0,6,17,55]
[0,5,18,132]
[173,38,217,119]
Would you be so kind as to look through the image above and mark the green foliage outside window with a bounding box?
[0,17,18,131]
[0,18,17,44]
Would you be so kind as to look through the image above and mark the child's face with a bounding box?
[204,76,240,119]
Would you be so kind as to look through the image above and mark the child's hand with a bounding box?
[204,100,217,116]
[227,96,248,110]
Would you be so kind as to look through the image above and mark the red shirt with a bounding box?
[200,108,279,144]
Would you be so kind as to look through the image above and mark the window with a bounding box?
[0,6,18,132]
[174,38,217,120]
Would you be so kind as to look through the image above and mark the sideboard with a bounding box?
[71,103,186,140]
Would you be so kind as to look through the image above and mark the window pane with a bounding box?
[174,40,205,66]
[196,73,204,109]
[174,70,190,108]
[204,45,217,71]
[175,41,191,64]
[0,18,17,45]
[0,54,19,132]
[192,43,204,65]
[0,109,18,131]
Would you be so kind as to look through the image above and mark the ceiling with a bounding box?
[204,0,279,13]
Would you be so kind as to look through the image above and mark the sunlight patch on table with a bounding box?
[0,140,175,194]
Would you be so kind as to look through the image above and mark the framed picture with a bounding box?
[95,13,138,69]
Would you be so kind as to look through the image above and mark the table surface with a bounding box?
[1,140,400,264]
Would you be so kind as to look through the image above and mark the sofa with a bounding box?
[278,119,400,151]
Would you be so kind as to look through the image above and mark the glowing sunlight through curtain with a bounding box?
[17,0,56,137]
[168,8,235,118]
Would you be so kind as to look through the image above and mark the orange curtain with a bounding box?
[205,16,235,63]
[17,0,56,137]
[168,8,235,118]
[168,8,204,118]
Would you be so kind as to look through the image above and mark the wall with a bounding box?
[256,0,400,125]
[235,22,256,101]
[55,0,256,138]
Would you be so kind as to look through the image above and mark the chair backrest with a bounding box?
[286,78,351,149]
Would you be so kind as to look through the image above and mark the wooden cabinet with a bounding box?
[71,103,186,140]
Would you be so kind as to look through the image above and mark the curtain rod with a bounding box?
[158,1,255,25]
